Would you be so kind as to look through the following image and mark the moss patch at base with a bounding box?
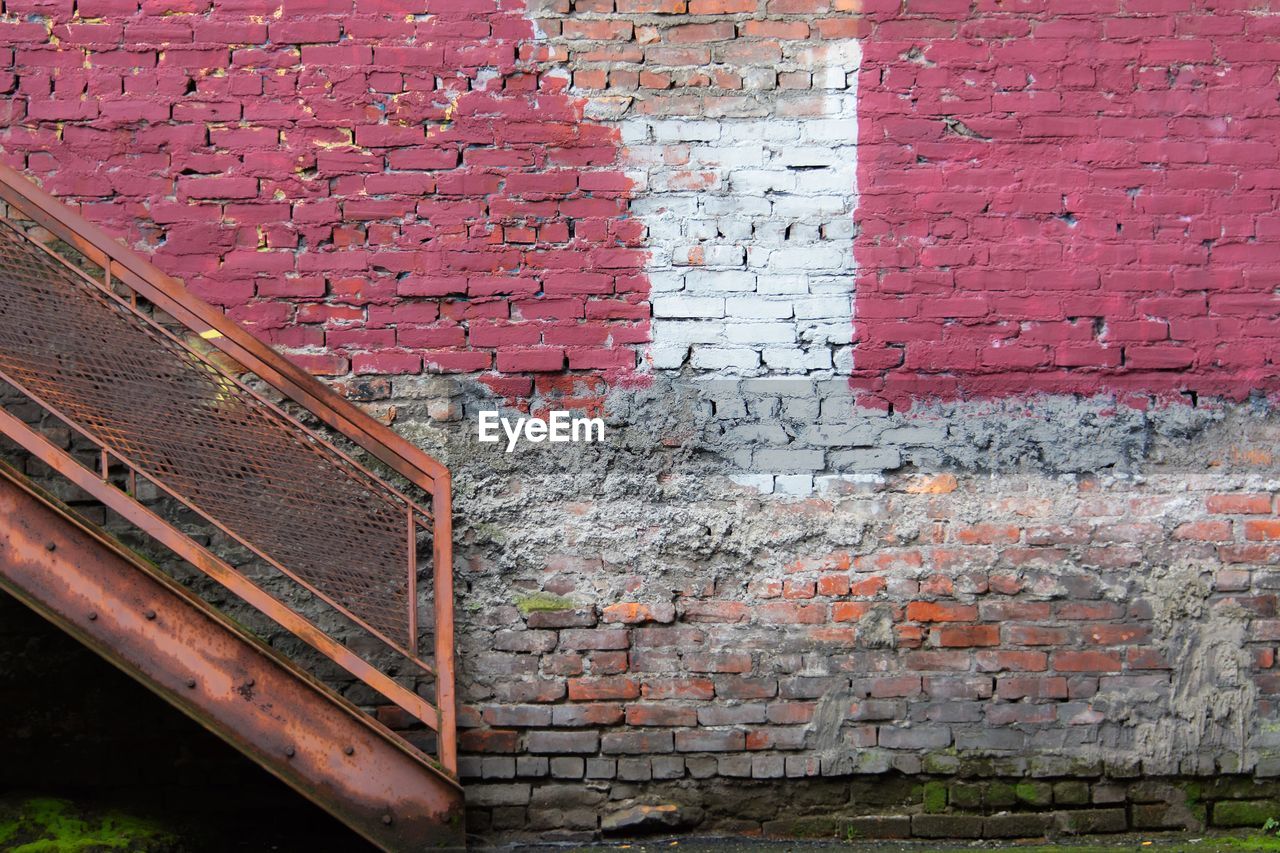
[515,591,577,615]
[0,797,179,852]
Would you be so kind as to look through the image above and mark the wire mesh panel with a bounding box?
[0,219,419,652]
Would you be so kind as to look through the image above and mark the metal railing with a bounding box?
[0,163,456,774]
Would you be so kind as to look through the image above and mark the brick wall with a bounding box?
[852,1,1280,409]
[436,426,1280,836]
[5,0,1280,842]
[533,0,864,376]
[0,0,648,395]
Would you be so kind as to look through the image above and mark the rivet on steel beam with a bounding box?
[45,542,56,551]
[145,610,157,621]
[344,746,355,756]
[87,612,97,621]
[186,678,197,689]
[285,746,296,758]
[382,815,393,826]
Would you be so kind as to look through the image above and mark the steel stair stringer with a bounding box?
[0,460,466,852]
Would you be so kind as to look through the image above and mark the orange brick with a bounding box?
[767,0,829,10]
[849,576,887,597]
[615,0,685,10]
[573,69,607,89]
[602,602,674,624]
[895,624,924,648]
[682,601,749,622]
[689,0,754,11]
[741,20,810,39]
[1208,493,1273,514]
[757,602,825,624]
[832,602,870,622]
[666,22,735,43]
[1246,519,1280,541]
[816,17,872,38]
[712,69,742,89]
[807,626,857,645]
[906,601,977,622]
[955,523,1020,545]
[988,573,1023,594]
[816,573,850,596]
[562,20,634,39]
[609,69,639,88]
[1220,544,1280,564]
[1173,519,1232,541]
[920,574,954,596]
[783,579,816,599]
[935,624,999,647]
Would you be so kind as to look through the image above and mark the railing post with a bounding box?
[407,507,418,658]
[432,478,457,774]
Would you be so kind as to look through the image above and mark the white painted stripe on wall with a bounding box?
[625,40,862,377]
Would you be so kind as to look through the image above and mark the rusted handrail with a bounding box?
[0,163,456,774]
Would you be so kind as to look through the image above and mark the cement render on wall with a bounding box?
[361,378,1280,835]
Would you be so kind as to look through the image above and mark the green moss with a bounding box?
[920,751,959,774]
[1224,836,1280,851]
[0,798,177,852]
[922,781,948,814]
[515,591,576,615]
[1216,800,1280,828]
[1052,780,1090,805]
[947,783,982,810]
[1183,781,1208,823]
[985,781,1017,808]
[1014,781,1053,807]
[953,755,999,776]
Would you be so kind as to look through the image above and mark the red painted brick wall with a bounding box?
[0,0,648,401]
[852,0,1280,408]
[5,1,1278,408]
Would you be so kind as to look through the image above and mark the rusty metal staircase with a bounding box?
[0,164,464,850]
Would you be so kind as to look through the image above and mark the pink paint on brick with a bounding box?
[853,3,1280,410]
[0,0,648,400]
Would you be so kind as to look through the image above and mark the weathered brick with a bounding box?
[935,625,999,647]
[526,730,600,754]
[1054,808,1128,834]
[626,704,697,727]
[551,704,625,727]
[1053,651,1123,673]
[910,814,984,838]
[674,729,745,752]
[559,628,631,650]
[567,678,640,701]
[601,731,675,754]
[482,705,553,728]
[907,602,979,623]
